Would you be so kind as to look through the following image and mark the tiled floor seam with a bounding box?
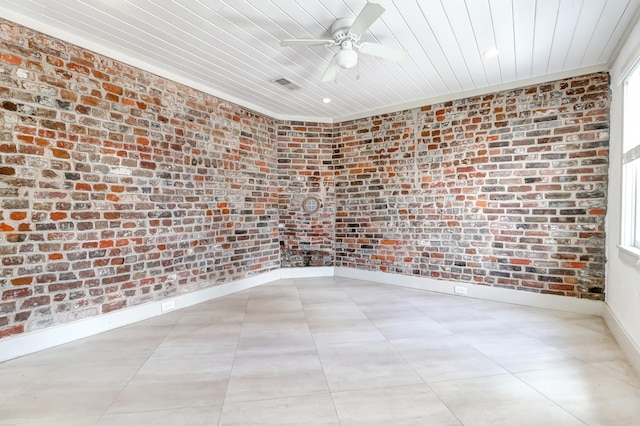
[95,312,186,424]
[297,280,349,425]
[216,291,252,426]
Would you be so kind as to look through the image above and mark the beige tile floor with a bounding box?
[1,277,640,425]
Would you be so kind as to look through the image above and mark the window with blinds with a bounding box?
[623,66,640,250]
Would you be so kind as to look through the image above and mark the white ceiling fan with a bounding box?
[280,2,408,82]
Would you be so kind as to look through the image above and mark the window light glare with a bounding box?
[483,48,501,58]
[322,98,332,104]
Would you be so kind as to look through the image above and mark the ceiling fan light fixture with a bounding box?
[280,2,406,81]
[336,49,358,69]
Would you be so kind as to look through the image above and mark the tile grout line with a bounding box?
[93,311,187,425]
[297,278,346,425]
[372,289,468,426]
[216,287,253,426]
[510,371,588,425]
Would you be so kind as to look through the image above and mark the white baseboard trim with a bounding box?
[0,266,623,364]
[334,267,604,316]
[0,269,281,363]
[602,304,640,376]
[279,266,335,278]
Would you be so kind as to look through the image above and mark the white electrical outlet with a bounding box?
[161,300,176,312]
[454,286,468,295]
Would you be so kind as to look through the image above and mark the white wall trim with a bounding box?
[0,8,299,123]
[602,304,640,375]
[0,267,332,362]
[0,270,281,363]
[4,266,637,371]
[0,8,611,125]
[334,267,604,316]
[333,65,609,123]
[280,266,335,278]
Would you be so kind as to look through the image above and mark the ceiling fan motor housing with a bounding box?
[331,18,358,44]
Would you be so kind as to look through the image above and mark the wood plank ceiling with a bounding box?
[0,0,638,122]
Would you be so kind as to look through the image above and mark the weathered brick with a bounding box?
[0,325,24,339]
[11,276,33,286]
[20,296,50,309]
[101,299,126,313]
[2,288,32,300]
[0,16,610,341]
[0,15,282,340]
[334,73,608,299]
[0,52,22,66]
[0,302,16,314]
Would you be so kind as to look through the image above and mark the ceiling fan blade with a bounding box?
[280,39,334,47]
[359,42,408,61]
[349,2,385,37]
[322,54,340,82]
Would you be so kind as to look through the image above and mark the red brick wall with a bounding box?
[334,74,610,300]
[0,19,279,339]
[277,122,335,267]
[0,17,611,341]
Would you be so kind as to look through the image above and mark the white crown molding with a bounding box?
[0,8,610,125]
[331,64,610,123]
[0,8,303,122]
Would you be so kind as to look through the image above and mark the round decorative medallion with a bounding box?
[302,196,321,214]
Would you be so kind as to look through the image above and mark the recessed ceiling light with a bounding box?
[322,98,332,104]
[483,48,501,58]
